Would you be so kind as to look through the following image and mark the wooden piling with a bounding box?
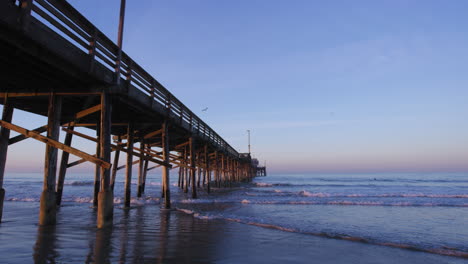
[183,147,188,193]
[93,127,100,207]
[197,151,201,188]
[124,122,133,208]
[189,137,196,199]
[161,121,170,208]
[0,96,13,223]
[204,145,210,193]
[110,137,121,191]
[137,140,144,197]
[97,92,113,228]
[142,148,149,193]
[39,94,62,225]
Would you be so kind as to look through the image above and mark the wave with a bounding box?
[254,189,468,199]
[237,199,468,207]
[6,196,161,205]
[175,209,468,259]
[173,197,468,207]
[64,181,94,186]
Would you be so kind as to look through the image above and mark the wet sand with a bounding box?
[0,201,464,264]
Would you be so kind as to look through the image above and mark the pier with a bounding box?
[0,0,262,227]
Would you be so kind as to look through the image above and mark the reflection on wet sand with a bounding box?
[93,227,113,264]
[34,225,58,264]
[30,205,227,263]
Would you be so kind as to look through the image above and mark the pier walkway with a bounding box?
[0,0,260,227]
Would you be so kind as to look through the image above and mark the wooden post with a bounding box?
[190,137,197,198]
[137,140,144,197]
[97,92,113,228]
[56,124,74,206]
[183,147,188,193]
[177,162,182,188]
[197,150,202,188]
[204,145,210,194]
[221,154,225,187]
[39,94,62,225]
[142,147,149,193]
[93,127,100,207]
[161,121,170,208]
[0,96,13,223]
[124,123,133,208]
[110,137,121,191]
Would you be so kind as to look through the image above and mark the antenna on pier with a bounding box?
[247,129,251,154]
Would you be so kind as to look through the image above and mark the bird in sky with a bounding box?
[202,107,208,112]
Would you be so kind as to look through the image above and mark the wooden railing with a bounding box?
[17,0,238,157]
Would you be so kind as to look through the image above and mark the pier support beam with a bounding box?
[189,137,197,198]
[56,124,74,206]
[161,121,170,208]
[0,96,13,223]
[97,92,113,228]
[93,127,100,208]
[137,140,144,197]
[124,122,134,208]
[39,94,62,225]
[204,145,210,194]
[110,137,121,191]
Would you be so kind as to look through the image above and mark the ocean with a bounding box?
[0,172,467,263]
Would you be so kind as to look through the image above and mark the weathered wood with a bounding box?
[9,125,47,145]
[0,96,13,223]
[137,140,145,198]
[39,94,61,225]
[142,147,149,193]
[175,141,189,149]
[190,137,197,199]
[112,144,171,168]
[62,123,128,127]
[117,159,139,171]
[62,127,97,142]
[143,128,162,139]
[67,156,93,168]
[124,122,133,208]
[56,124,74,206]
[0,121,111,169]
[99,92,112,189]
[162,120,170,208]
[75,104,101,119]
[147,164,162,171]
[97,92,113,228]
[204,145,210,193]
[93,127,100,207]
[110,137,121,191]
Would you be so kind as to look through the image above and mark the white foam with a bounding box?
[64,181,93,186]
[299,191,330,197]
[177,208,195,215]
[254,182,273,187]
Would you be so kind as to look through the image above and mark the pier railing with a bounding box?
[20,0,238,157]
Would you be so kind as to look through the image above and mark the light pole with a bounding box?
[116,0,126,84]
[247,130,251,154]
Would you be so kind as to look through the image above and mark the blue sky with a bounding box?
[4,0,468,173]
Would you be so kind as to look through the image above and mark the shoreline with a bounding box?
[1,201,465,263]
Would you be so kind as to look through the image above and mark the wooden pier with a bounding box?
[0,0,261,227]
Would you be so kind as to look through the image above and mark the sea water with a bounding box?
[0,172,467,263]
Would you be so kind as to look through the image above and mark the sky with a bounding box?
[4,0,468,173]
